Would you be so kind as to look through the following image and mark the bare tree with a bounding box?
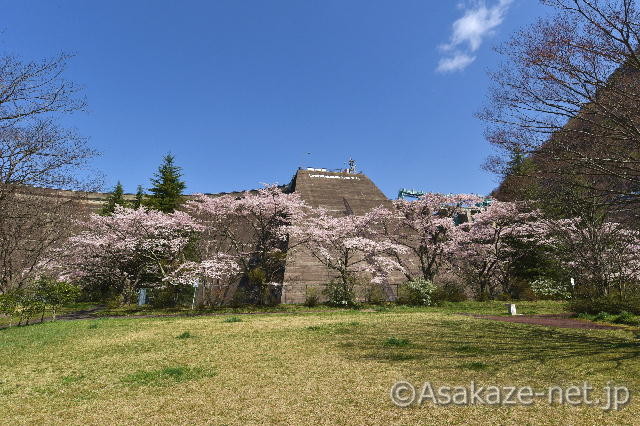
[0,53,85,126]
[0,51,95,292]
[0,188,88,293]
[480,0,640,213]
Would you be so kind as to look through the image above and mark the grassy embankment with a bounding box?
[1,301,638,424]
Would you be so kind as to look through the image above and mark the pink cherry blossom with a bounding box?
[290,207,406,291]
[185,185,309,288]
[448,200,544,297]
[373,193,484,281]
[54,206,238,301]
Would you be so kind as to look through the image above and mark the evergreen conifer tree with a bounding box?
[100,181,128,215]
[146,154,186,212]
[133,185,145,209]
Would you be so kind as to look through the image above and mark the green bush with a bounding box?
[432,282,467,303]
[247,268,267,286]
[146,284,196,308]
[0,293,18,317]
[530,278,571,300]
[613,311,640,325]
[303,287,320,307]
[496,293,512,301]
[569,295,640,315]
[1,289,44,325]
[106,294,125,309]
[35,278,80,319]
[397,279,437,306]
[364,283,387,305]
[576,311,640,326]
[229,288,248,308]
[593,312,613,321]
[0,278,79,325]
[323,278,357,308]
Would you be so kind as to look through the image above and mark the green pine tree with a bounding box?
[100,181,129,215]
[133,185,145,209]
[146,154,186,212]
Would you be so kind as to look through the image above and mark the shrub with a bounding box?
[149,287,176,308]
[11,289,45,325]
[34,278,80,319]
[397,279,437,306]
[496,293,512,301]
[150,285,192,308]
[593,312,613,321]
[0,293,18,316]
[229,288,248,308]
[363,283,387,305]
[432,282,467,303]
[223,316,242,323]
[613,311,640,325]
[576,310,640,326]
[530,278,571,300]
[247,268,266,286]
[324,278,357,308]
[0,278,80,325]
[569,295,640,315]
[106,294,125,309]
[303,287,320,307]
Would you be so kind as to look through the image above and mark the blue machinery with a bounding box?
[396,188,493,224]
[397,188,426,199]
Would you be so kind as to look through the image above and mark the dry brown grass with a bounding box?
[0,309,638,425]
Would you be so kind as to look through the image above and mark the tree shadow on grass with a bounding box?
[337,317,640,378]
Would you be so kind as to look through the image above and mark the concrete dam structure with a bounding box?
[281,168,398,303]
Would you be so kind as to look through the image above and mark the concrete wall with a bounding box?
[281,169,405,304]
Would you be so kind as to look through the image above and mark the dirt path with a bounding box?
[57,305,107,320]
[465,313,624,330]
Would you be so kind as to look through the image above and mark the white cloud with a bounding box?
[436,53,477,73]
[437,0,513,73]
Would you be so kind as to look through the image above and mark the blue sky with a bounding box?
[2,0,548,198]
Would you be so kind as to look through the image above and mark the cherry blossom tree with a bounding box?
[449,201,543,298]
[57,207,238,303]
[375,193,484,282]
[186,185,308,303]
[290,208,406,303]
[541,217,640,299]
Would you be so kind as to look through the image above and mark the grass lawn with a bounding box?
[75,299,569,319]
[1,304,638,424]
